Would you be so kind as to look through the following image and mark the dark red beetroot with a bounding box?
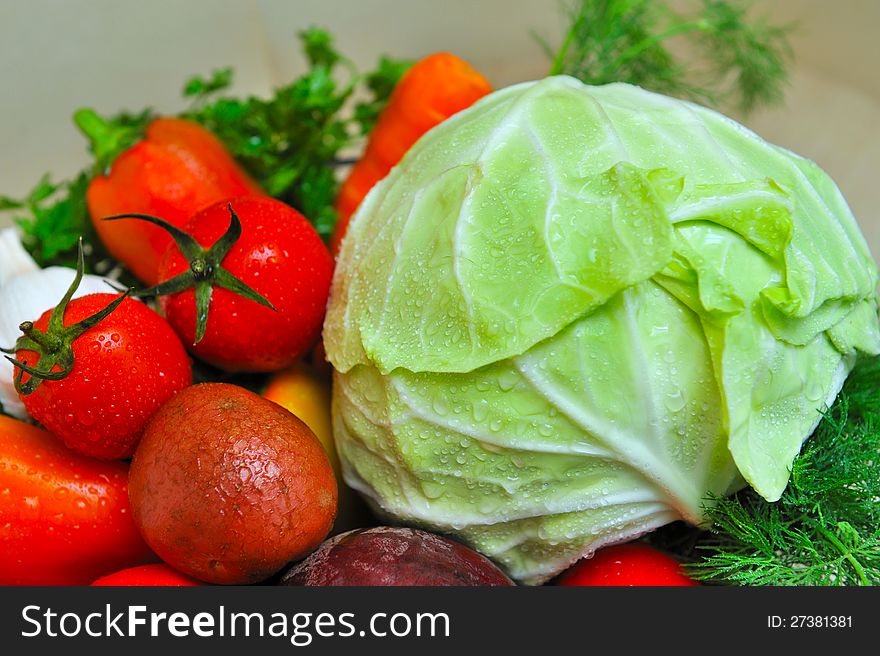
[279,526,514,586]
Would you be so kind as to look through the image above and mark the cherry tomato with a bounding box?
[15,294,192,459]
[156,195,333,372]
[91,563,202,586]
[0,416,154,585]
[556,543,699,586]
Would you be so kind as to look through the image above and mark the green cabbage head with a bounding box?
[324,76,880,584]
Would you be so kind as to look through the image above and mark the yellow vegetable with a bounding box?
[263,362,338,476]
[264,361,373,534]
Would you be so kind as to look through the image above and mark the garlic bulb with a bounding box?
[0,228,113,419]
[0,229,41,287]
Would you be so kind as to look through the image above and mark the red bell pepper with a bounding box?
[78,112,261,284]
[0,416,155,585]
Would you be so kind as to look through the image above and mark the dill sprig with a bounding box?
[542,0,793,113]
[687,356,880,585]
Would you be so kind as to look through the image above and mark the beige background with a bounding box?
[2,0,878,254]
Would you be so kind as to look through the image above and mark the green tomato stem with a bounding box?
[6,241,130,396]
[73,108,141,173]
[102,204,276,346]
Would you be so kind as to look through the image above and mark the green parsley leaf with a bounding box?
[182,67,234,103]
[183,26,410,239]
[11,173,90,268]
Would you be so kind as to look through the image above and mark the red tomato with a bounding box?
[556,543,699,586]
[15,295,192,459]
[0,416,154,585]
[157,195,333,372]
[91,563,203,586]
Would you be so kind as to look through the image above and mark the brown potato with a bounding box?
[129,382,337,584]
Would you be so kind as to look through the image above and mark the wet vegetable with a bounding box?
[280,527,513,586]
[324,76,879,584]
[0,416,153,585]
[129,383,337,584]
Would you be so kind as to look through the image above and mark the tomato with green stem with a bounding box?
[4,242,192,459]
[104,196,333,372]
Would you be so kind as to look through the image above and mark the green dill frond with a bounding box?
[687,356,880,586]
[544,0,794,113]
